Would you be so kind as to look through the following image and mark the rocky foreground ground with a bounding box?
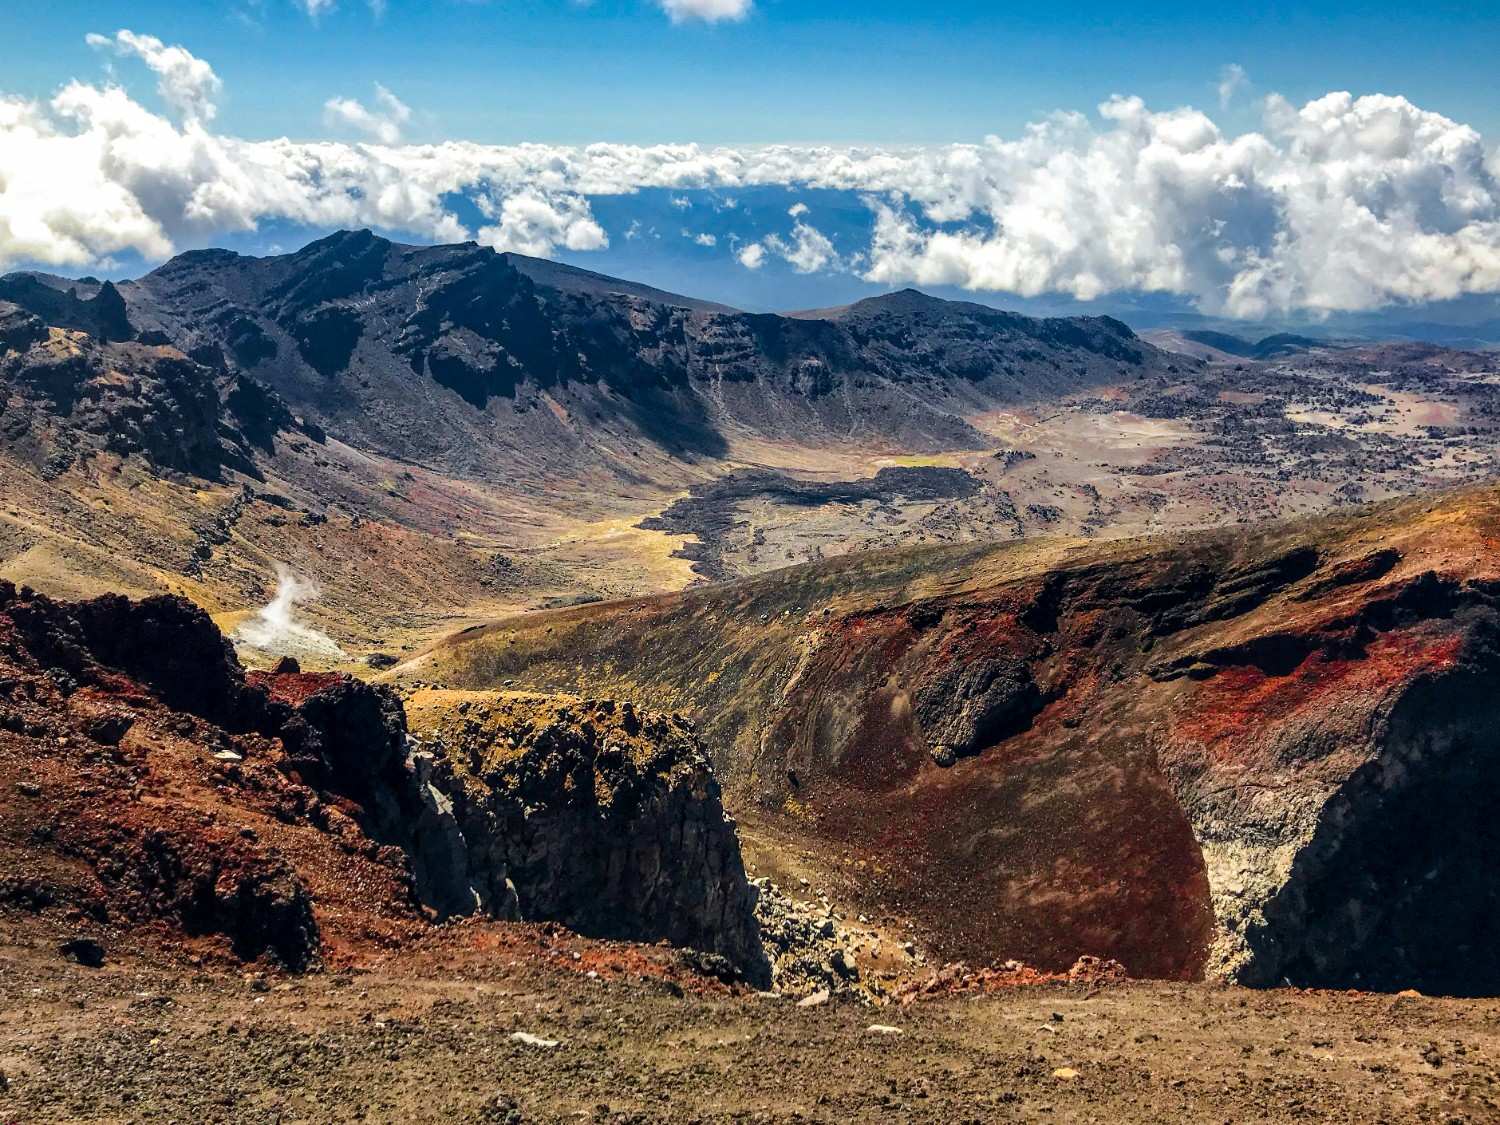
[3,932,1498,1124]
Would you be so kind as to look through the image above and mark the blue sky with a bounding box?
[4,1,1495,145]
[3,2,1500,328]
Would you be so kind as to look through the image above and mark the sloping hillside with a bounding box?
[425,484,1500,993]
[5,232,1500,662]
[0,233,1189,652]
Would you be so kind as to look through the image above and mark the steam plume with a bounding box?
[232,565,346,662]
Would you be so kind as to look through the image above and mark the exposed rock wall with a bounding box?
[405,690,769,984]
[1186,614,1500,994]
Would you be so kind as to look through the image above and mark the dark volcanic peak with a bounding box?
[0,230,1187,481]
[795,286,1145,355]
[0,274,134,343]
[791,288,953,319]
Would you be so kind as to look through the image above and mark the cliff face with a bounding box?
[0,585,767,978]
[432,486,1500,994]
[404,690,769,984]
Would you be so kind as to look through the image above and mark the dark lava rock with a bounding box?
[81,711,135,746]
[58,937,106,968]
[912,655,1043,760]
[0,301,47,352]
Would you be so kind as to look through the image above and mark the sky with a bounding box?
[3,1,1500,325]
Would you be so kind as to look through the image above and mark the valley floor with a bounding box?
[2,934,1497,1124]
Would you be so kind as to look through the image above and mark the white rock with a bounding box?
[510,1032,561,1048]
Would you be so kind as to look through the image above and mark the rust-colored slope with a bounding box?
[427,486,1500,991]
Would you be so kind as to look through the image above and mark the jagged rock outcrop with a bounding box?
[912,653,1042,764]
[404,690,769,984]
[0,301,300,478]
[0,583,332,968]
[0,584,769,977]
[0,275,134,343]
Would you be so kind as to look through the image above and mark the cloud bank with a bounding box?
[6,32,1500,317]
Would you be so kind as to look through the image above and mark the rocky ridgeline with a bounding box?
[0,299,303,482]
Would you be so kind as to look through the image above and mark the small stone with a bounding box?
[213,749,243,762]
[796,989,830,1008]
[511,1032,561,1049]
[930,744,956,768]
[1052,1067,1079,1080]
[867,1024,903,1035]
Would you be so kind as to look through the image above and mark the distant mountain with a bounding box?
[498,251,738,314]
[0,230,1191,646]
[1376,319,1500,350]
[68,230,1181,482]
[1176,329,1330,361]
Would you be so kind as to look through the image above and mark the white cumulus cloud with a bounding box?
[323,84,412,144]
[765,219,840,273]
[658,0,752,23]
[8,32,1500,318]
[85,29,222,123]
[475,188,608,257]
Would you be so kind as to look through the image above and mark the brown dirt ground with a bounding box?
[2,928,1498,1124]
